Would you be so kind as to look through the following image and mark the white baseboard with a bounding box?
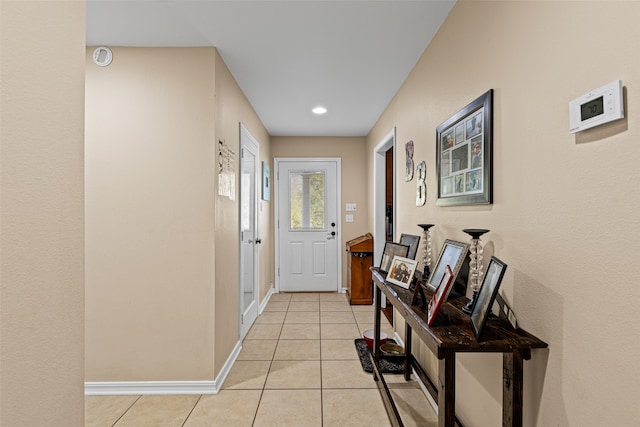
[259,286,275,314]
[84,380,217,396]
[85,340,243,396]
[213,339,242,391]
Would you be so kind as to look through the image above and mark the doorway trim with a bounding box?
[274,157,342,293]
[239,123,260,340]
[373,128,396,266]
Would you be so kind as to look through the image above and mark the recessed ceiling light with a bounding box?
[312,106,327,115]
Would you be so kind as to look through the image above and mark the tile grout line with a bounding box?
[180,394,203,427]
[110,395,142,427]
[251,295,289,426]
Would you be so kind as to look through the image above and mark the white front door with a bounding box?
[240,124,260,339]
[275,158,341,292]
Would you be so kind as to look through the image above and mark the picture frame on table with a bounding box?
[379,242,410,273]
[436,89,493,206]
[386,256,418,289]
[425,239,469,294]
[427,264,455,326]
[399,233,421,260]
[470,256,508,339]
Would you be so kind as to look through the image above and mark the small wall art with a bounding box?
[262,161,270,201]
[405,140,414,182]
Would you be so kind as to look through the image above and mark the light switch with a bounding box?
[346,214,354,223]
[346,203,357,211]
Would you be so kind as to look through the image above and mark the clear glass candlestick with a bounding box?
[417,224,435,281]
[462,228,489,314]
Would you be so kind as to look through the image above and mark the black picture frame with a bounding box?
[436,89,493,206]
[399,234,420,260]
[470,256,508,340]
[425,239,469,296]
[379,242,410,273]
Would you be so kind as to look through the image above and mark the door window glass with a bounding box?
[289,171,325,230]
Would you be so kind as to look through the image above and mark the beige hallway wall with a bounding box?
[366,1,640,426]
[85,47,217,381]
[1,1,85,424]
[213,51,272,376]
[85,47,272,384]
[272,137,369,290]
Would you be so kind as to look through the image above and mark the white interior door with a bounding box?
[240,124,260,339]
[276,159,340,292]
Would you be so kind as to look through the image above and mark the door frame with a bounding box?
[239,123,260,339]
[274,157,342,293]
[373,128,396,266]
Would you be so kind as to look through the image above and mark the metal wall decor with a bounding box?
[404,140,414,182]
[436,90,493,206]
[415,161,426,206]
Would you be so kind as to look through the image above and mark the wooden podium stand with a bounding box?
[345,233,374,305]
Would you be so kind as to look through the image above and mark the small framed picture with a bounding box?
[399,233,420,260]
[386,256,418,289]
[379,242,410,273]
[470,256,508,339]
[426,239,469,292]
[427,265,455,326]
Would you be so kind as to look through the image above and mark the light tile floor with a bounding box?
[85,292,437,426]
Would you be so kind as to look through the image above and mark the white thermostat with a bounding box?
[569,80,624,133]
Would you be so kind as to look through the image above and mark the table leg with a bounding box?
[503,350,524,427]
[374,286,382,363]
[438,350,455,427]
[404,324,412,381]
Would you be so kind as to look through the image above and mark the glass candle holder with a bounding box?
[417,224,435,281]
[461,228,489,314]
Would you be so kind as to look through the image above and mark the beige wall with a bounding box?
[366,2,640,426]
[272,137,369,288]
[85,47,272,382]
[85,47,217,381]
[213,51,272,375]
[1,1,85,425]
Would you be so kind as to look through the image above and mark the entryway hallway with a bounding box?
[85,292,437,426]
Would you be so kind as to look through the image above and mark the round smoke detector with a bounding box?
[93,47,113,67]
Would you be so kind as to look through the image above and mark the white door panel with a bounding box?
[276,159,340,292]
[240,124,260,339]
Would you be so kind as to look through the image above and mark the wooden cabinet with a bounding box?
[346,233,374,305]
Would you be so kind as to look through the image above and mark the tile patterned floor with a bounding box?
[85,292,437,426]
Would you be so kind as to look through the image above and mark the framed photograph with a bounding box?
[436,89,493,206]
[379,242,410,273]
[399,234,420,260]
[426,239,469,293]
[470,256,508,339]
[386,256,418,289]
[427,265,455,326]
[262,161,270,201]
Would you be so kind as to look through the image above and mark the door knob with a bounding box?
[255,238,262,244]
[330,231,336,236]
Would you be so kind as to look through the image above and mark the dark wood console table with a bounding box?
[370,268,547,427]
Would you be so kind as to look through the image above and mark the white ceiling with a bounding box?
[87,1,455,137]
